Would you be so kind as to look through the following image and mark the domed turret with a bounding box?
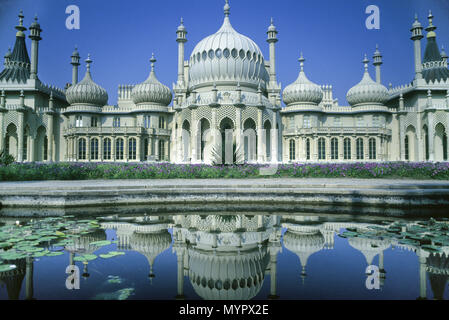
[282,53,323,106]
[66,54,108,106]
[188,0,269,91]
[346,55,388,106]
[131,54,172,106]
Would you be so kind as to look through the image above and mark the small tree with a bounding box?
[0,148,14,166]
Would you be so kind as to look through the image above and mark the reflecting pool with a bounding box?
[0,212,448,300]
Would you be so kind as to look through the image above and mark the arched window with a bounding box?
[158,140,165,161]
[144,138,149,160]
[404,136,409,161]
[78,138,86,160]
[23,132,28,161]
[5,134,10,155]
[423,126,429,160]
[103,138,111,160]
[289,139,295,161]
[444,132,448,161]
[331,138,338,160]
[369,138,376,160]
[90,138,99,160]
[306,138,310,160]
[159,116,165,129]
[344,138,351,160]
[116,138,124,160]
[43,136,48,161]
[318,138,326,160]
[129,138,137,160]
[356,138,364,160]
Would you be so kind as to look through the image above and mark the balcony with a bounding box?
[64,126,171,136]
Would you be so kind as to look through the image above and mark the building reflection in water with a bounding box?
[171,214,282,300]
[1,214,449,300]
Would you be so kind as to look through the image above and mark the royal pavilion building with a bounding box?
[1,2,449,164]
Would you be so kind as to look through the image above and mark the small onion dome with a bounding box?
[66,54,108,106]
[131,54,172,106]
[30,15,41,30]
[72,47,80,58]
[441,46,448,59]
[4,47,11,59]
[411,14,422,29]
[346,55,388,106]
[177,17,186,32]
[282,53,323,106]
[267,18,277,32]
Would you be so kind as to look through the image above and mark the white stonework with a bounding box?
[1,5,448,164]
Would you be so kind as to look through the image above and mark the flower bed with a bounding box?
[0,162,448,181]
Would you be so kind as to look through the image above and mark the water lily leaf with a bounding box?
[0,242,12,249]
[99,251,124,259]
[74,254,97,262]
[90,240,111,247]
[0,264,17,272]
[33,250,50,258]
[46,251,64,257]
[55,231,65,237]
[421,245,441,252]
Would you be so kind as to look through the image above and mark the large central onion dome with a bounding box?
[66,55,108,106]
[131,54,172,106]
[188,0,269,91]
[282,54,323,106]
[346,55,388,106]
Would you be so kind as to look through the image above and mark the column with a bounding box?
[166,140,170,161]
[124,136,128,162]
[147,136,152,160]
[99,137,103,161]
[175,248,185,300]
[271,110,278,163]
[25,257,34,300]
[268,246,279,299]
[29,135,35,162]
[136,136,141,161]
[17,111,24,162]
[235,107,242,162]
[155,137,159,161]
[418,253,427,300]
[86,137,91,161]
[47,113,54,161]
[112,137,116,161]
[428,113,435,161]
[257,107,264,162]
[0,111,4,153]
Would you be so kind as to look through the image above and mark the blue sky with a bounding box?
[1,0,449,105]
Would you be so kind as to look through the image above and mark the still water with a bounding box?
[0,212,448,300]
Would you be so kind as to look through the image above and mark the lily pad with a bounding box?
[46,251,64,257]
[74,254,97,262]
[90,240,112,247]
[0,264,17,272]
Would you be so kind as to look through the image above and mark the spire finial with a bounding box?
[150,53,156,72]
[85,54,92,72]
[224,0,230,17]
[15,10,26,36]
[180,17,184,25]
[363,54,369,71]
[298,52,305,71]
[271,17,274,25]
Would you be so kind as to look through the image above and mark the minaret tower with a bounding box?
[267,18,281,106]
[410,14,424,80]
[70,47,80,85]
[373,45,382,84]
[174,17,188,105]
[29,15,42,80]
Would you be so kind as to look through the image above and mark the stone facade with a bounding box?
[1,5,448,164]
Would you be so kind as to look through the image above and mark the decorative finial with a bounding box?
[298,52,305,71]
[85,54,92,71]
[180,17,184,25]
[271,17,274,25]
[363,54,369,71]
[224,0,230,17]
[150,53,156,71]
[18,10,24,26]
[15,10,26,35]
[415,13,418,21]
